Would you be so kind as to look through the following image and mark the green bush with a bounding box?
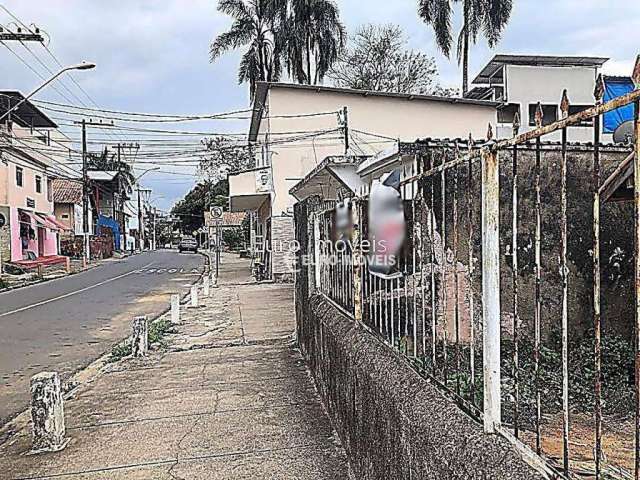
[108,318,177,362]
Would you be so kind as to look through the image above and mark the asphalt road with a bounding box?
[0,249,206,425]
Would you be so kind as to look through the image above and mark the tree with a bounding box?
[418,0,513,95]
[328,24,456,96]
[87,147,135,196]
[284,0,345,85]
[199,136,255,181]
[210,0,287,97]
[171,180,229,234]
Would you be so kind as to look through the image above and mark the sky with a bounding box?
[1,0,638,212]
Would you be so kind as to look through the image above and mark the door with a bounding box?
[37,227,45,257]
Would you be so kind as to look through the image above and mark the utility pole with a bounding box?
[152,207,157,250]
[115,143,127,252]
[342,106,349,154]
[137,187,143,250]
[81,119,89,265]
[0,27,44,43]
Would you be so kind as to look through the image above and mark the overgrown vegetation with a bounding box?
[0,276,7,289]
[409,330,636,429]
[108,317,176,362]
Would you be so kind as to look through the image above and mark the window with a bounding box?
[16,166,23,187]
[498,103,521,124]
[35,175,42,194]
[61,214,69,219]
[47,178,52,202]
[529,104,558,127]
[569,105,594,127]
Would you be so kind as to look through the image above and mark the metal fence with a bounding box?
[302,66,640,479]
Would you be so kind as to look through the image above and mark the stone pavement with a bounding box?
[0,253,350,480]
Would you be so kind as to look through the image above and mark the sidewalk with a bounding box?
[0,253,350,479]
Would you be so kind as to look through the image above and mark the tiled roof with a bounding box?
[52,178,82,204]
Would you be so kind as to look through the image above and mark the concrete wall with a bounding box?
[296,292,544,479]
[504,65,598,142]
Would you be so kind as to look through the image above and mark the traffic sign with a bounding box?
[210,206,223,219]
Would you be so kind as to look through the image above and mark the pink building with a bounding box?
[0,92,73,264]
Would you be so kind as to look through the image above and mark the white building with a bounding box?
[229,82,498,281]
[465,54,609,141]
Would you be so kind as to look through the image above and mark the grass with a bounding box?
[108,317,177,362]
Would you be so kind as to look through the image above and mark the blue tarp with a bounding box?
[96,215,121,250]
[603,76,635,133]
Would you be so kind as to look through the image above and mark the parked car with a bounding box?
[178,236,198,253]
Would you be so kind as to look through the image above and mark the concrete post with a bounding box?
[30,372,68,453]
[210,271,217,287]
[131,316,148,357]
[190,285,198,308]
[37,264,43,279]
[482,148,501,433]
[171,294,180,324]
[203,277,210,297]
[65,257,71,274]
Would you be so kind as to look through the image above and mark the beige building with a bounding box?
[229,82,498,281]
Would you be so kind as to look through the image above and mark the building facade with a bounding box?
[465,54,609,141]
[229,82,498,281]
[0,93,75,264]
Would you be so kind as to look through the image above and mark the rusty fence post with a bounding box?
[30,371,68,453]
[481,147,501,434]
[352,199,363,323]
[634,96,640,480]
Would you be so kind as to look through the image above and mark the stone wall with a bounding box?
[0,205,10,266]
[296,294,546,479]
[270,215,295,282]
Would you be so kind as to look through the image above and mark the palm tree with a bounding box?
[418,0,513,95]
[285,0,345,85]
[210,0,287,97]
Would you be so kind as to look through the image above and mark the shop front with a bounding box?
[9,207,59,262]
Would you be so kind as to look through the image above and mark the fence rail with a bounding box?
[299,62,640,480]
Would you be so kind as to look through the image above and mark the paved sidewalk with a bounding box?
[0,254,349,479]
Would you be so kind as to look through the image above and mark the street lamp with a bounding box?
[0,62,96,123]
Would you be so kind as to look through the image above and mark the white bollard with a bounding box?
[190,285,199,308]
[203,277,210,297]
[210,272,217,287]
[30,372,68,453]
[171,294,180,324]
[131,316,148,357]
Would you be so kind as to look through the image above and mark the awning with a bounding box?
[19,210,45,227]
[46,215,71,231]
[34,213,59,231]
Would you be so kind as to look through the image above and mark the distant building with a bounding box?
[465,54,609,141]
[52,178,88,238]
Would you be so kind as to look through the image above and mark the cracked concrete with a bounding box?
[0,253,350,480]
